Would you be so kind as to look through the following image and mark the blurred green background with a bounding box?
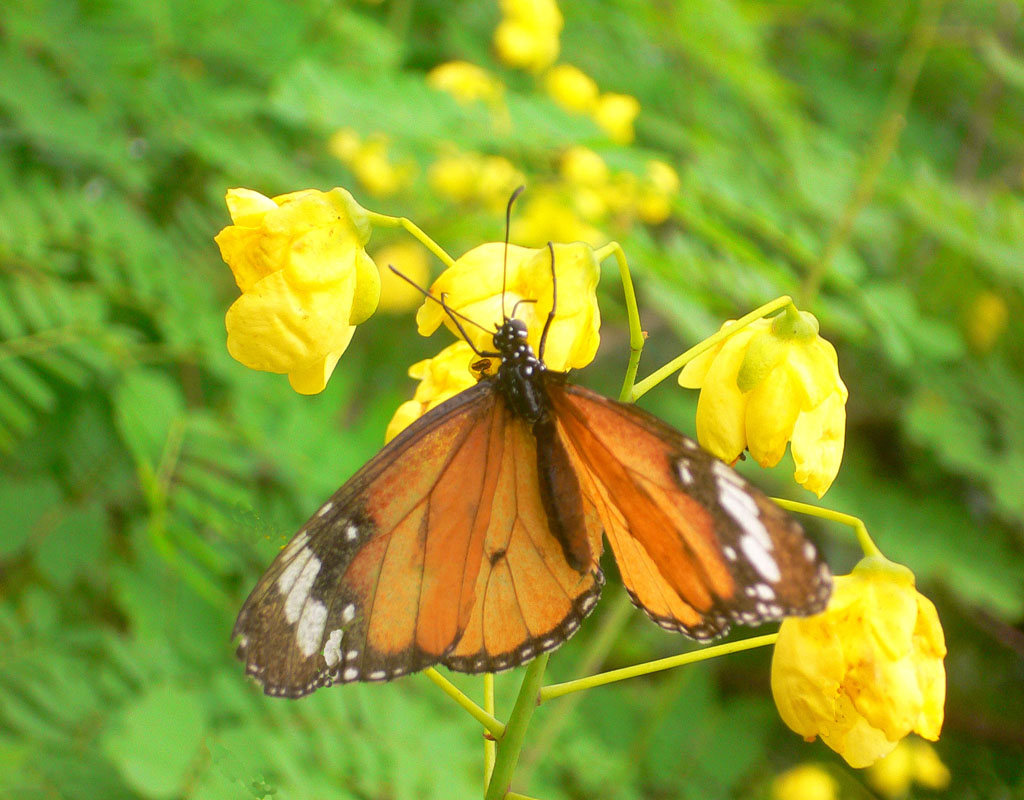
[2,0,1023,798]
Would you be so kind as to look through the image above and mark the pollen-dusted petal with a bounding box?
[791,392,846,497]
[772,560,946,768]
[225,269,357,374]
[745,364,803,467]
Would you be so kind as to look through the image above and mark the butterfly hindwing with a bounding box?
[546,381,831,641]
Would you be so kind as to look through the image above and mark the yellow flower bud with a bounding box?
[560,146,610,186]
[427,61,505,105]
[493,0,563,72]
[771,764,838,800]
[372,241,431,313]
[964,289,1008,353]
[771,558,947,769]
[635,160,680,224]
[512,189,606,249]
[215,187,380,394]
[416,241,601,373]
[385,342,479,442]
[866,738,951,798]
[678,308,848,496]
[592,92,640,144]
[544,64,600,113]
[350,138,415,198]
[327,128,361,163]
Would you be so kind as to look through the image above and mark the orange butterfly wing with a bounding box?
[546,381,831,640]
[234,381,603,697]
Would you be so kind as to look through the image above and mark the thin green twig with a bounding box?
[485,654,549,800]
[423,668,505,738]
[539,634,778,702]
[772,498,883,559]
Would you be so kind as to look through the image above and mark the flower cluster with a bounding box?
[493,0,563,73]
[327,129,416,198]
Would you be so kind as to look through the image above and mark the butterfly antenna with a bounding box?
[502,186,526,323]
[538,242,557,360]
[387,265,497,357]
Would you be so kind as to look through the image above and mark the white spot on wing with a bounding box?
[740,534,781,583]
[717,479,772,550]
[343,667,359,681]
[323,628,344,667]
[676,459,694,485]
[345,523,359,542]
[284,555,322,624]
[277,545,314,597]
[297,600,327,657]
[317,501,334,518]
[345,650,359,662]
[341,603,356,624]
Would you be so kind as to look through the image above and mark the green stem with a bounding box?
[539,634,777,702]
[485,654,549,800]
[594,242,645,403]
[630,295,793,401]
[799,0,944,306]
[367,212,456,268]
[772,498,884,559]
[423,668,505,738]
[484,673,496,789]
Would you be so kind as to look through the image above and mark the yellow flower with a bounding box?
[214,187,380,394]
[592,92,640,144]
[349,137,416,198]
[560,146,610,186]
[416,241,601,373]
[512,188,606,248]
[635,160,680,224]
[866,739,950,798]
[428,150,524,211]
[964,289,1008,353]
[372,241,431,314]
[771,764,838,800]
[678,307,848,496]
[771,557,947,769]
[427,61,505,105]
[493,0,563,72]
[327,127,361,162]
[544,64,599,113]
[385,341,479,442]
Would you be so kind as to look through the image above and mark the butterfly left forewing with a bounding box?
[547,381,831,640]
[233,382,500,696]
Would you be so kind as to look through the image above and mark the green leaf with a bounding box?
[112,369,186,474]
[102,684,208,800]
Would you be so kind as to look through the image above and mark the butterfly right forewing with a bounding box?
[547,381,831,641]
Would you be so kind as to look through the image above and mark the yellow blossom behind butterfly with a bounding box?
[214,187,380,394]
[385,341,480,442]
[771,557,946,768]
[771,764,838,800]
[593,92,641,144]
[416,241,601,373]
[679,307,847,496]
[866,739,951,798]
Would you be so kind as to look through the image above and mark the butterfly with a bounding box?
[233,243,832,699]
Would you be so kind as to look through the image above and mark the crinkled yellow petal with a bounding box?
[349,247,381,324]
[772,562,946,768]
[745,364,803,467]
[791,391,846,497]
[287,346,349,395]
[693,332,755,463]
[214,225,287,293]
[225,269,356,375]
[224,187,278,226]
[417,240,600,372]
[678,320,759,388]
[785,337,847,410]
[384,342,478,441]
